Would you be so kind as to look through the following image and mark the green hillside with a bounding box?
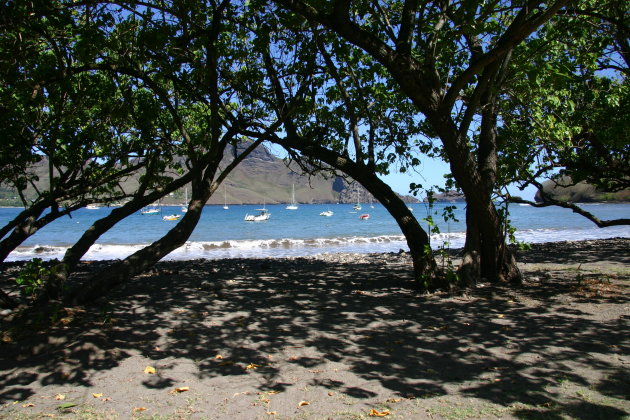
[0,144,419,207]
[535,177,630,203]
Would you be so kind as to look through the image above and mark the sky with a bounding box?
[267,143,539,202]
[380,158,538,201]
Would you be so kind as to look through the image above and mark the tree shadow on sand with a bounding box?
[1,247,629,418]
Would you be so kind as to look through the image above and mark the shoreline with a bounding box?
[3,235,629,261]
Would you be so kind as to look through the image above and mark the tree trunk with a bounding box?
[275,139,443,290]
[431,113,521,285]
[458,205,480,287]
[66,162,221,305]
[41,183,191,301]
[0,200,50,240]
[0,202,48,262]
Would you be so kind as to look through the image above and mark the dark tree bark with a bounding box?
[275,138,444,290]
[41,172,198,301]
[66,137,266,305]
[67,169,220,305]
[271,0,568,285]
[0,201,49,262]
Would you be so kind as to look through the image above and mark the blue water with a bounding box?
[1,202,629,261]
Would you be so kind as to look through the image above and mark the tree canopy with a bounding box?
[1,0,628,307]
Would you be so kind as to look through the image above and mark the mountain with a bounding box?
[423,190,465,202]
[0,144,419,207]
[535,177,630,203]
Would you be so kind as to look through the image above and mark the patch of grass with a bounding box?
[326,410,365,420]
[426,401,508,420]
[0,404,118,420]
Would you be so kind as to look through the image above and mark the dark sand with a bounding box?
[0,238,628,419]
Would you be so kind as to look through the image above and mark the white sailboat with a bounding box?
[141,202,160,215]
[244,202,270,221]
[320,209,333,217]
[223,185,229,210]
[286,184,298,210]
[353,189,362,210]
[181,188,188,213]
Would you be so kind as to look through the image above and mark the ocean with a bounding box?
[2,202,629,262]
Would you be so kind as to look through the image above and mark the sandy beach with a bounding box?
[0,238,628,419]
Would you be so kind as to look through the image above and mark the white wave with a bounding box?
[5,225,628,262]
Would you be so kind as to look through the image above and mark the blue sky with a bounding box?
[266,143,538,201]
[380,158,538,201]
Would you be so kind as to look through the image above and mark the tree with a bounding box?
[270,0,573,285]
[247,16,441,288]
[496,0,629,226]
[57,0,298,304]
[0,1,169,264]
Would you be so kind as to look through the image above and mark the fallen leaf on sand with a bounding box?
[54,394,65,400]
[246,363,260,370]
[386,398,402,403]
[170,386,190,394]
[133,407,147,412]
[233,391,252,396]
[328,392,334,396]
[144,366,156,374]
[267,391,280,395]
[92,393,103,398]
[298,401,310,407]
[215,354,223,359]
[497,314,505,318]
[369,408,391,417]
[267,411,278,415]
[22,403,35,408]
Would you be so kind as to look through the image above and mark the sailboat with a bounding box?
[353,189,362,210]
[223,185,229,210]
[141,203,160,215]
[244,202,270,221]
[286,184,298,210]
[181,188,188,213]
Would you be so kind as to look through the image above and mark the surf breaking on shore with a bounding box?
[7,224,630,262]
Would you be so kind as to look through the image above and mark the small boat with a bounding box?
[286,184,298,210]
[223,185,229,210]
[353,188,362,210]
[408,206,414,212]
[359,214,370,220]
[244,208,270,221]
[141,207,160,215]
[163,214,181,221]
[86,204,99,210]
[320,210,333,217]
[181,188,188,213]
